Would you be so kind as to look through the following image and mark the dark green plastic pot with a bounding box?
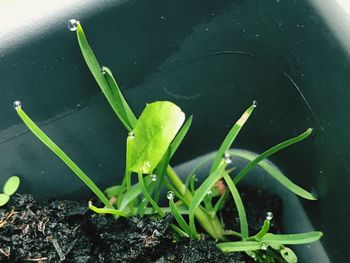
[1,0,349,261]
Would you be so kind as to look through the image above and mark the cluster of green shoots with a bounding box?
[13,20,322,262]
[0,176,20,207]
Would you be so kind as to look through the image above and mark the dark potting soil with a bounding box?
[0,189,282,263]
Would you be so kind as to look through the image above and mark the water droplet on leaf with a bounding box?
[68,19,79,31]
[128,132,135,139]
[150,174,157,182]
[13,101,22,110]
[261,242,268,250]
[224,152,232,164]
[166,191,174,200]
[266,211,273,221]
[253,100,258,108]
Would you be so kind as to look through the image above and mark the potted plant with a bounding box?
[1,1,348,262]
[0,20,323,262]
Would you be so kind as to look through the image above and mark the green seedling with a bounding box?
[0,176,20,206]
[13,20,323,262]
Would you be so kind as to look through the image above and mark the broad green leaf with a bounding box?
[217,241,261,252]
[261,232,323,245]
[15,107,112,209]
[280,247,298,263]
[210,104,255,174]
[230,149,316,200]
[223,172,248,239]
[3,176,20,196]
[0,194,10,206]
[129,101,185,174]
[233,129,314,186]
[76,24,135,131]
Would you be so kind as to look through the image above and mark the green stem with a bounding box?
[166,166,225,240]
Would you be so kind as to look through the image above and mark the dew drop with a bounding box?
[207,190,212,196]
[261,242,268,250]
[13,101,22,110]
[128,131,135,139]
[253,100,258,108]
[101,67,106,75]
[150,174,157,182]
[166,191,174,200]
[67,19,80,31]
[266,211,273,221]
[224,152,232,164]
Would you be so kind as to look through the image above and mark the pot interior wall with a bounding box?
[0,0,349,261]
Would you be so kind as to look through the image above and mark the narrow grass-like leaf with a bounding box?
[116,134,133,208]
[138,174,158,216]
[223,172,248,239]
[189,174,196,194]
[189,163,225,235]
[169,115,193,157]
[3,176,20,196]
[139,148,172,214]
[217,241,261,252]
[118,182,144,211]
[169,199,197,238]
[144,207,188,215]
[125,135,133,192]
[223,230,242,238]
[0,194,10,206]
[261,232,323,245]
[16,107,112,208]
[138,171,164,216]
[210,104,255,174]
[76,24,134,131]
[280,247,298,263]
[88,201,128,217]
[213,190,229,214]
[102,66,137,128]
[230,149,316,200]
[153,148,172,202]
[233,129,313,185]
[253,220,270,239]
[130,101,185,174]
[164,179,187,204]
[171,224,189,238]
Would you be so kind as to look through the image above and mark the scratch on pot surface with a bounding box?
[163,86,209,100]
[155,50,349,174]
[213,51,350,174]
[0,105,87,146]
